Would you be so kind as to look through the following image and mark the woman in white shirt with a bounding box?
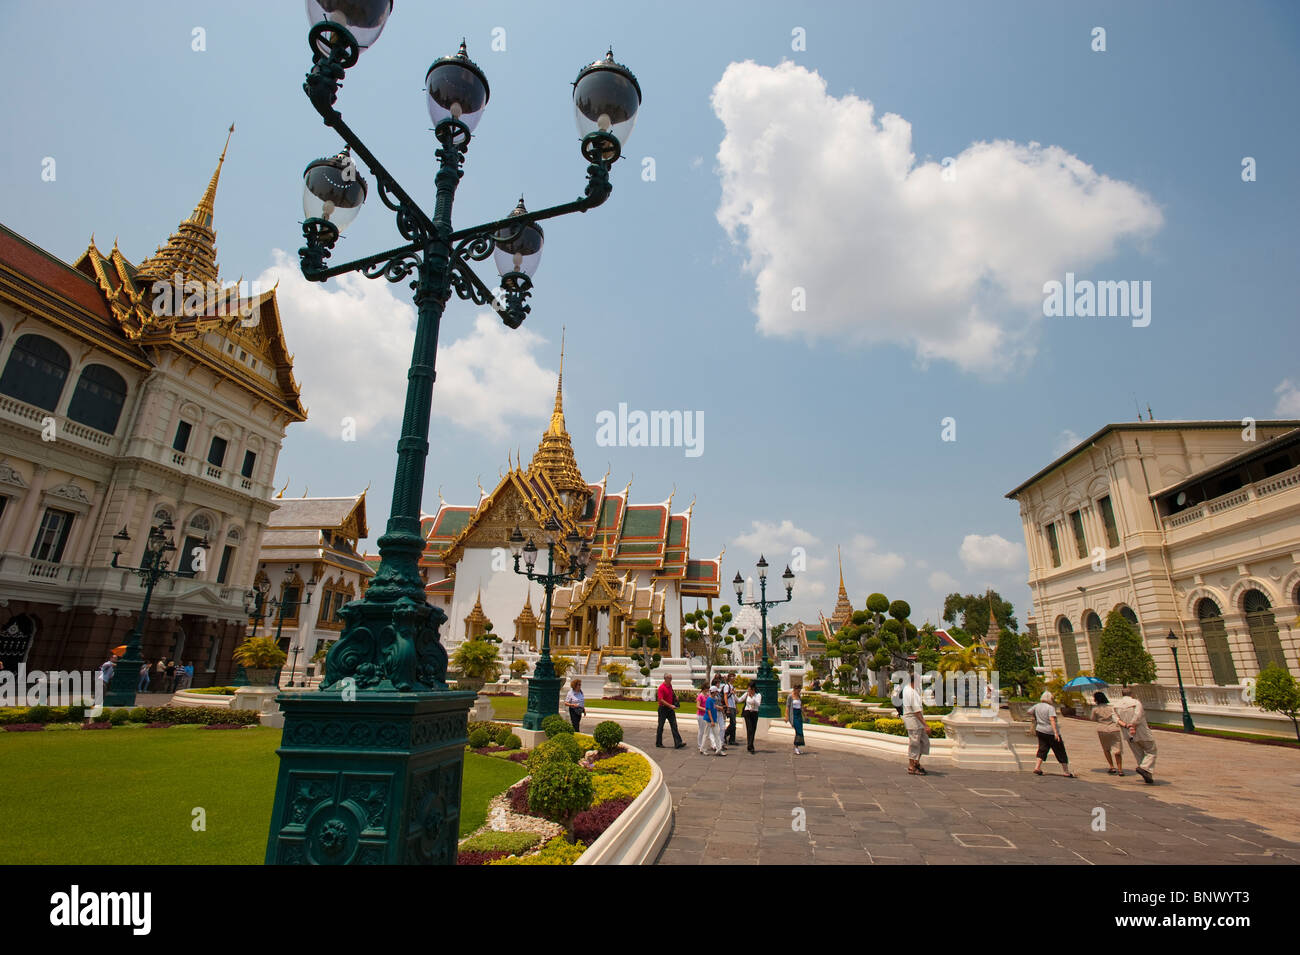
[565,679,585,732]
[1029,691,1074,777]
[739,683,762,753]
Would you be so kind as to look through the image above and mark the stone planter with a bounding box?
[244,668,277,686]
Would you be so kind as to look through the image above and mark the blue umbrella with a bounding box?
[1063,675,1108,689]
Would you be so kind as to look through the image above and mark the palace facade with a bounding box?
[417,354,721,669]
[0,131,306,682]
[1006,419,1300,686]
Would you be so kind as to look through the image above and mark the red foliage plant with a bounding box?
[457,849,509,866]
[572,796,634,844]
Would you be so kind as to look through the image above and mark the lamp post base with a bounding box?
[522,675,563,731]
[754,660,781,719]
[265,688,475,865]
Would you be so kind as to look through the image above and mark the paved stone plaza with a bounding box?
[622,725,1300,866]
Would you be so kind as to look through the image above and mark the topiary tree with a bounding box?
[682,605,738,685]
[1254,664,1300,741]
[628,618,662,682]
[1095,609,1156,687]
[509,658,528,680]
[527,759,594,843]
[593,720,623,752]
[467,727,491,749]
[541,713,573,738]
[480,622,501,644]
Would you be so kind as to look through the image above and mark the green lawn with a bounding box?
[0,728,525,864]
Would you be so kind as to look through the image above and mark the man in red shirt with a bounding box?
[656,674,685,748]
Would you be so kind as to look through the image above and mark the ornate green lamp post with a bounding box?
[265,1,639,866]
[105,519,198,707]
[235,577,272,686]
[509,520,590,730]
[1167,628,1196,733]
[733,556,795,718]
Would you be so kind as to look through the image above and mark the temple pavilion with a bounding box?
[417,350,722,670]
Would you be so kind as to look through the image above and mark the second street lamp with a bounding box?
[1167,629,1196,733]
[734,556,795,718]
[266,5,641,867]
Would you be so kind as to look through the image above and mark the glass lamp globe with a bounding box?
[306,0,393,53]
[572,49,642,146]
[302,149,368,229]
[425,41,490,132]
[493,198,544,278]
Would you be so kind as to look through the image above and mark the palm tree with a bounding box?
[936,643,993,707]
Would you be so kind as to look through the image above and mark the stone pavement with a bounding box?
[622,726,1300,866]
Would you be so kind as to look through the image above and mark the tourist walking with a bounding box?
[1113,687,1157,784]
[696,685,724,755]
[724,674,739,746]
[164,659,177,692]
[739,682,762,753]
[98,655,116,689]
[902,671,930,775]
[1091,691,1124,776]
[565,678,585,732]
[786,684,806,755]
[710,685,728,753]
[138,663,150,692]
[1029,691,1075,777]
[655,674,685,749]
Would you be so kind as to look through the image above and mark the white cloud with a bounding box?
[928,570,960,592]
[258,251,553,439]
[1274,379,1300,417]
[732,519,821,559]
[959,533,1026,571]
[1054,429,1081,456]
[711,61,1163,375]
[844,533,904,581]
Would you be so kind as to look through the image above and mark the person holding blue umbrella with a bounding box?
[1090,691,1125,775]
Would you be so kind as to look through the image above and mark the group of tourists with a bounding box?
[651,673,805,756]
[1028,687,1158,784]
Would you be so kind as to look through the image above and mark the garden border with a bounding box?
[575,742,672,866]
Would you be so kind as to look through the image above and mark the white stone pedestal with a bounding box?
[232,686,284,729]
[468,694,496,722]
[515,727,548,749]
[941,707,1021,771]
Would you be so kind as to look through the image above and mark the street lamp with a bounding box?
[268,6,639,866]
[105,520,199,707]
[510,521,590,731]
[265,564,317,687]
[733,556,795,718]
[1167,629,1195,732]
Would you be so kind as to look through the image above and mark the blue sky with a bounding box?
[3,1,1298,628]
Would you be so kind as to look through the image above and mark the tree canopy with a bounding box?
[942,590,1018,637]
[1094,609,1156,686]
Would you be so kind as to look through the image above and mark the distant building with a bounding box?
[251,492,373,684]
[0,131,306,681]
[1007,420,1300,686]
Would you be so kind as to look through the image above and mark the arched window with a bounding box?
[1057,618,1081,677]
[1243,589,1286,672]
[153,506,174,527]
[0,334,70,411]
[1197,598,1238,686]
[1084,612,1103,668]
[1119,606,1138,627]
[66,364,127,433]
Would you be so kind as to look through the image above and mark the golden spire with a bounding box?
[135,124,233,290]
[529,329,587,503]
[830,544,854,632]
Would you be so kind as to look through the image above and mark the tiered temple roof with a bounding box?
[828,546,855,632]
[259,492,373,578]
[70,125,305,421]
[419,357,722,603]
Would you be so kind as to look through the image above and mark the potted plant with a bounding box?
[232,637,288,685]
[451,639,501,693]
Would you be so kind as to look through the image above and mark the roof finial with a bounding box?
[838,545,846,593]
[551,326,566,426]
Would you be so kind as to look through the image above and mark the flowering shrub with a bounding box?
[867,717,946,738]
[458,849,508,866]
[469,721,513,739]
[460,831,540,855]
[590,752,651,806]
[572,796,634,844]
[488,836,587,865]
[527,761,594,840]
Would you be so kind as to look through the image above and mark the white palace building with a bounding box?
[1007,418,1300,732]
